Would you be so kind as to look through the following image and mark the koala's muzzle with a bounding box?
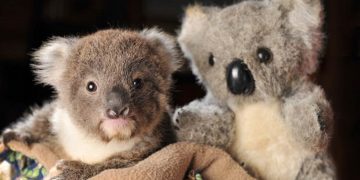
[106,87,130,119]
[226,59,255,95]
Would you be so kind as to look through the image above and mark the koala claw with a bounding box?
[2,129,33,147]
[172,108,192,128]
[172,102,235,148]
[49,160,89,180]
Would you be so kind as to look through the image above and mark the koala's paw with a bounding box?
[49,160,89,180]
[296,154,335,180]
[1,129,33,147]
[283,87,333,150]
[173,103,234,128]
[172,108,195,129]
[172,103,235,148]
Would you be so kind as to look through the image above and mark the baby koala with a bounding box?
[2,28,178,179]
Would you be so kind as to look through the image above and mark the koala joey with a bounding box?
[2,28,179,179]
[174,0,335,179]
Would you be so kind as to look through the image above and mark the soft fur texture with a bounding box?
[174,0,335,179]
[51,107,142,164]
[2,28,179,179]
[173,93,235,148]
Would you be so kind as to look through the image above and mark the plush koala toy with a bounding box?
[173,0,336,179]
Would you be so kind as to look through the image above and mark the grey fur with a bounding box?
[173,94,235,148]
[2,28,179,179]
[296,153,336,180]
[174,0,335,179]
[281,81,334,151]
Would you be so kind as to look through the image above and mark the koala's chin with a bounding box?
[100,117,136,140]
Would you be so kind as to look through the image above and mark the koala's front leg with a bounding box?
[281,83,334,151]
[49,158,139,180]
[2,103,54,148]
[296,153,336,180]
[50,140,157,180]
[173,99,235,148]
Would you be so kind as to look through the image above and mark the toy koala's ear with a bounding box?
[141,28,180,72]
[177,5,219,82]
[183,4,219,22]
[276,0,324,74]
[178,5,218,45]
[290,0,323,74]
[32,37,78,87]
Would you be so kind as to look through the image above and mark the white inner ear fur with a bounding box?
[273,0,323,74]
[141,28,180,72]
[32,37,77,87]
[288,0,322,49]
[177,5,211,84]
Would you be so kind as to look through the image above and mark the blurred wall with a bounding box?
[0,0,359,179]
[322,1,360,179]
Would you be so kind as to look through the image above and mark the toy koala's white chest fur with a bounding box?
[228,101,311,180]
[50,108,140,164]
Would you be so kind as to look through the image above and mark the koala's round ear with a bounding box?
[182,4,219,22]
[178,4,219,47]
[274,0,324,74]
[32,37,78,87]
[141,28,180,72]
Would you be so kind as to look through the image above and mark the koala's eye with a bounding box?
[256,47,272,63]
[86,81,97,92]
[132,78,142,89]
[208,53,215,66]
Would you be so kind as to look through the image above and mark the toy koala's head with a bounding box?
[33,29,179,141]
[178,0,323,103]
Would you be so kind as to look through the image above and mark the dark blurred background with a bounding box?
[0,0,359,179]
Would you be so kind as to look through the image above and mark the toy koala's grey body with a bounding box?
[173,0,336,179]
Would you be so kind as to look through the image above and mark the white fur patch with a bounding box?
[32,37,77,87]
[51,108,141,164]
[288,0,321,49]
[228,100,311,180]
[141,28,180,72]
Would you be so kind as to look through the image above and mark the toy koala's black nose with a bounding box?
[226,59,255,95]
[106,87,130,119]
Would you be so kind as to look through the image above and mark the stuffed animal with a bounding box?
[173,0,336,179]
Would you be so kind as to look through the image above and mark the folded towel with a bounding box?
[1,140,253,180]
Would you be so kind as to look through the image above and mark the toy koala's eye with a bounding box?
[86,81,97,92]
[257,47,272,63]
[132,78,142,89]
[208,53,215,66]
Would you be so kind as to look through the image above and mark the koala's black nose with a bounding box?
[106,106,130,119]
[106,87,130,119]
[226,59,255,95]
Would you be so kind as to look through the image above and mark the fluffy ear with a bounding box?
[177,5,219,83]
[32,37,78,87]
[141,28,180,72]
[182,4,219,23]
[177,5,219,48]
[276,0,324,74]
